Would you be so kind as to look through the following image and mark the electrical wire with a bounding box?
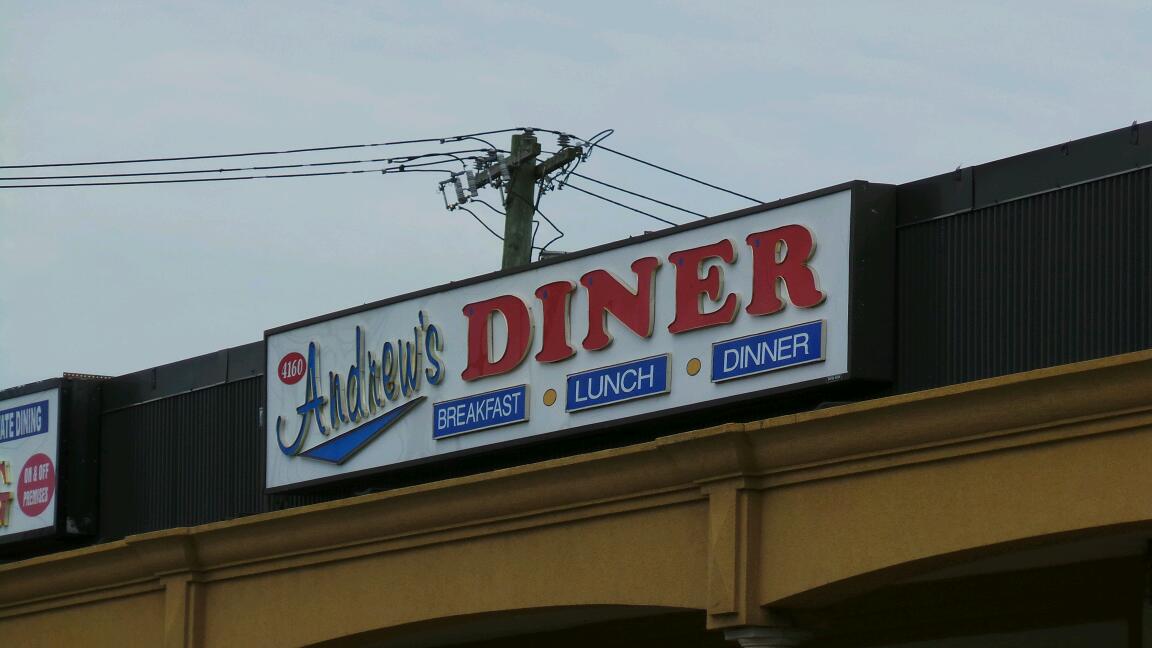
[537,145,705,221]
[456,205,504,241]
[556,180,679,227]
[457,203,552,252]
[555,131,601,187]
[0,161,458,189]
[533,127,763,204]
[567,171,706,219]
[560,128,613,185]
[467,199,502,217]
[0,150,489,182]
[536,145,686,227]
[594,144,762,204]
[535,204,565,257]
[451,135,500,152]
[530,171,565,258]
[3,125,764,206]
[531,188,563,243]
[0,128,529,170]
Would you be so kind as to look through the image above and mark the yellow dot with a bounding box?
[686,358,701,376]
[543,388,557,406]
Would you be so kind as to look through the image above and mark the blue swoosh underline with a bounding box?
[299,396,426,465]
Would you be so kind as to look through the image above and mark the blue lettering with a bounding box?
[346,326,367,423]
[381,342,399,401]
[425,318,445,385]
[711,321,824,383]
[566,355,669,412]
[279,341,326,456]
[433,385,528,438]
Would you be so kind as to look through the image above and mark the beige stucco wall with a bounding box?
[2,351,1150,647]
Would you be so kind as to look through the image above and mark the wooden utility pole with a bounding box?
[466,130,581,269]
[501,133,542,269]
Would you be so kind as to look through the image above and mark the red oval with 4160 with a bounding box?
[277,352,307,385]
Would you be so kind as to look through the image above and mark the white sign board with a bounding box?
[0,387,59,540]
[267,187,886,490]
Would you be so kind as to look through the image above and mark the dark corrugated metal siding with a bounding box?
[897,167,1152,392]
[99,377,320,540]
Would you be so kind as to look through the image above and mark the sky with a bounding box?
[2,1,1150,388]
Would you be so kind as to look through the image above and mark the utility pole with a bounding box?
[458,130,582,270]
[501,132,542,269]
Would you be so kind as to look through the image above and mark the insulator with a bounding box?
[557,133,572,148]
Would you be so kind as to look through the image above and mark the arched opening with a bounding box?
[305,605,728,648]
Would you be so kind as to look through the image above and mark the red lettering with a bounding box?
[581,257,661,351]
[461,295,533,381]
[534,280,576,363]
[746,225,825,315]
[668,239,739,334]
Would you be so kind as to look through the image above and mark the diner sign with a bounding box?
[266,183,892,490]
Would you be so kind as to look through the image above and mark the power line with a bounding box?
[567,171,706,219]
[0,150,489,182]
[456,203,553,253]
[533,127,763,204]
[456,205,504,241]
[470,199,505,217]
[0,128,528,170]
[556,180,679,227]
[595,144,762,204]
[534,204,565,257]
[0,161,458,189]
[551,129,611,191]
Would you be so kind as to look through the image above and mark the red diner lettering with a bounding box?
[668,239,739,334]
[534,280,576,363]
[461,295,533,381]
[580,257,660,351]
[745,224,825,315]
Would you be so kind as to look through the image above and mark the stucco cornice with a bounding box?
[2,350,1150,615]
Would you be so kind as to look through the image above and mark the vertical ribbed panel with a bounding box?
[897,168,1152,392]
[99,378,321,540]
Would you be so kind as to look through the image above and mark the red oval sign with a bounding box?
[278,352,307,385]
[17,453,55,518]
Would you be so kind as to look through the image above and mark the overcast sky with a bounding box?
[2,1,1149,388]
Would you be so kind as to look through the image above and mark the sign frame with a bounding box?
[0,376,102,553]
[0,378,61,547]
[264,180,894,492]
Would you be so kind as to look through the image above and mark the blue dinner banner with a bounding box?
[433,385,528,439]
[711,320,825,382]
[566,354,670,413]
[0,400,49,443]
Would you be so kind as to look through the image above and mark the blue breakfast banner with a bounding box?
[434,385,529,439]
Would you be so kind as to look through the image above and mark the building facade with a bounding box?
[1,122,1150,647]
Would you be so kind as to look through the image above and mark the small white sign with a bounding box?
[0,387,60,541]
